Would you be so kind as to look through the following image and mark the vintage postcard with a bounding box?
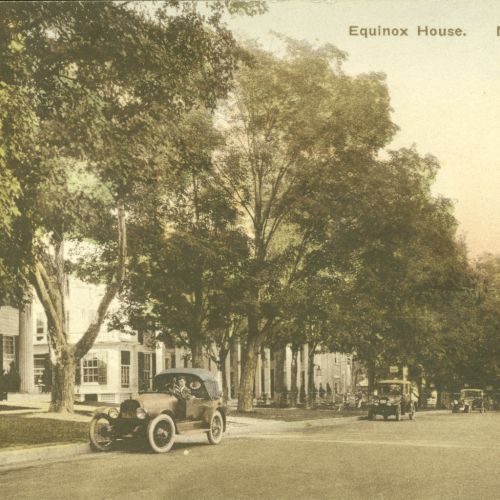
[0,1,499,498]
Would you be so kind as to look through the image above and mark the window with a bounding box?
[121,351,130,388]
[82,352,107,384]
[34,355,46,388]
[36,313,46,342]
[138,352,153,391]
[143,354,151,380]
[83,356,99,383]
[3,335,16,369]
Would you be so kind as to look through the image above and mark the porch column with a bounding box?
[18,301,35,393]
[263,348,271,396]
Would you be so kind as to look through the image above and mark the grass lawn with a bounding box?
[0,415,88,450]
[231,407,366,421]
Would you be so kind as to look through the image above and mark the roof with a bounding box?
[156,368,218,382]
[378,379,411,385]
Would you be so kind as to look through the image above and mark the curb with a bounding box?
[0,442,90,468]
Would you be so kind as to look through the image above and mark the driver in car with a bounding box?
[175,377,194,400]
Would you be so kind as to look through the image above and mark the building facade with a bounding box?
[0,280,354,404]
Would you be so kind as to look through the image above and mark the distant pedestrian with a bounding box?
[0,369,8,401]
[7,362,21,392]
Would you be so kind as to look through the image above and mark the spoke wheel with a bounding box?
[89,414,115,452]
[207,411,224,445]
[147,414,176,453]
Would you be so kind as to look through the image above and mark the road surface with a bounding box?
[2,411,499,499]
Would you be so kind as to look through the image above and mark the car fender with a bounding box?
[160,409,178,433]
[204,405,227,431]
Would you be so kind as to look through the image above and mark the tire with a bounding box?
[207,410,224,445]
[395,405,401,421]
[89,414,115,452]
[368,409,375,420]
[147,414,176,453]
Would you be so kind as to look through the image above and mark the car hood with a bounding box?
[134,393,178,412]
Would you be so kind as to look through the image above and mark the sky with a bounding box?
[224,0,500,258]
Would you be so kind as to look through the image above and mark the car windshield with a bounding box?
[153,374,209,399]
[461,390,482,398]
[378,384,403,396]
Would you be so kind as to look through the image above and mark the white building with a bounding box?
[0,280,354,404]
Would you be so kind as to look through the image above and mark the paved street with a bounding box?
[2,411,499,500]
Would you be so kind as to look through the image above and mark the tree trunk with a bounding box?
[238,307,263,412]
[306,343,316,409]
[50,347,76,413]
[221,351,229,405]
[190,338,205,368]
[238,346,258,411]
[289,346,299,408]
[31,203,127,413]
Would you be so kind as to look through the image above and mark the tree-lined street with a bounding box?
[1,412,499,499]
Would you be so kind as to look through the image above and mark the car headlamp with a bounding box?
[136,407,147,420]
[108,407,119,419]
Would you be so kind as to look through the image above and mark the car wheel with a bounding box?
[89,414,115,452]
[207,410,224,445]
[395,406,401,421]
[368,408,375,420]
[147,414,176,453]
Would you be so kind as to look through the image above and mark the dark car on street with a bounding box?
[451,388,485,413]
[89,368,227,453]
[368,379,417,421]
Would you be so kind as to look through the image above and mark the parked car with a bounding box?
[368,379,417,421]
[89,368,227,453]
[451,388,485,413]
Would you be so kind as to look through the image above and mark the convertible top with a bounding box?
[156,368,218,382]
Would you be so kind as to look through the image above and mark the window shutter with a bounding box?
[98,353,107,385]
[121,351,130,365]
[138,352,145,390]
[152,353,156,377]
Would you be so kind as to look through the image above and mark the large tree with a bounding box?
[0,1,252,412]
[118,109,249,373]
[215,40,396,411]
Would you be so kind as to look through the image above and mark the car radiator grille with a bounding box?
[120,399,140,418]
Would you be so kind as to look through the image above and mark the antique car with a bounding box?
[368,379,417,421]
[451,388,485,413]
[89,368,227,453]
